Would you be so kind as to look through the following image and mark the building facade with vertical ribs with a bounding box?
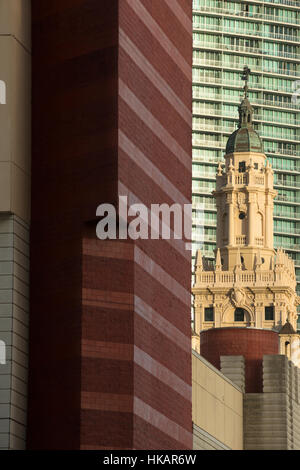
[26,0,193,450]
[0,0,31,450]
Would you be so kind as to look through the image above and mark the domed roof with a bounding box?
[226,90,263,154]
[226,126,263,154]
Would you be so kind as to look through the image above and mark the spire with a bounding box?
[248,158,254,170]
[217,161,223,176]
[275,248,284,268]
[255,250,262,270]
[275,249,280,269]
[234,248,242,273]
[280,249,284,266]
[242,65,251,99]
[284,252,288,269]
[195,249,203,272]
[289,258,294,276]
[265,159,273,175]
[215,249,222,272]
[226,66,263,154]
[238,66,254,129]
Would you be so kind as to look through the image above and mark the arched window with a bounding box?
[235,308,245,322]
[285,341,290,358]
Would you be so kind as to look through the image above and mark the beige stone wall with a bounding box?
[192,351,244,450]
[193,423,230,450]
[194,263,299,334]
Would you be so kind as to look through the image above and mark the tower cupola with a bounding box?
[213,66,277,272]
[226,66,263,154]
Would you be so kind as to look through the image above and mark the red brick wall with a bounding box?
[28,0,119,449]
[200,328,279,393]
[118,0,192,449]
[28,0,192,449]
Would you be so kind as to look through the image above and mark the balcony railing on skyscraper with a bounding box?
[274,209,300,219]
[194,0,299,10]
[193,75,294,94]
[192,137,300,157]
[192,153,224,164]
[194,23,299,43]
[193,123,235,132]
[192,138,226,148]
[193,185,216,194]
[272,163,300,172]
[261,0,298,6]
[193,232,216,243]
[193,88,300,110]
[193,203,217,212]
[192,89,300,111]
[274,241,300,250]
[193,58,299,78]
[193,170,217,179]
[274,180,300,189]
[193,123,299,141]
[192,106,300,126]
[193,40,300,61]
[193,8,299,26]
[265,148,300,158]
[274,227,300,235]
[276,194,300,203]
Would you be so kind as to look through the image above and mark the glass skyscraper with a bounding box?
[192,0,300,327]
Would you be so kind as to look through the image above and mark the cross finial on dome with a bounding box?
[225,67,263,154]
[238,67,253,129]
[241,65,251,99]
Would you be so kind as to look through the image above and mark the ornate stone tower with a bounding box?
[192,68,300,365]
[215,66,277,273]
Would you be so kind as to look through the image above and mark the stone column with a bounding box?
[227,194,234,246]
[248,193,256,246]
[194,302,202,334]
[216,198,222,248]
[214,302,222,328]
[255,305,264,329]
[265,201,273,248]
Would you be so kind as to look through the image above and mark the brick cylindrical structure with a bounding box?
[200,328,279,392]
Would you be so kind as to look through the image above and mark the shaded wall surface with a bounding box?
[244,355,300,450]
[28,0,193,449]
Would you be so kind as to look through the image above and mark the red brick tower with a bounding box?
[200,328,279,392]
[27,0,193,449]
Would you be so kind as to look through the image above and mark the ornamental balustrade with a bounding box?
[195,269,296,287]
